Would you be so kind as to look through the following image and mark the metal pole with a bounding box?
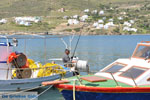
[110,72,119,86]
[24,39,26,54]
[44,38,47,63]
[129,72,137,87]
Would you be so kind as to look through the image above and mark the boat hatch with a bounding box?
[102,63,126,73]
[119,66,147,79]
[133,43,150,59]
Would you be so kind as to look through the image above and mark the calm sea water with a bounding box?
[3,35,150,100]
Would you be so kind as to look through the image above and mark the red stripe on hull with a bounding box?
[55,84,150,93]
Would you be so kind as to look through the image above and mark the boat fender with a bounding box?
[7,52,17,63]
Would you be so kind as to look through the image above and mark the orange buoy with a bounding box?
[8,52,17,63]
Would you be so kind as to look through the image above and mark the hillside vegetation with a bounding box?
[0,0,149,35]
[0,0,145,18]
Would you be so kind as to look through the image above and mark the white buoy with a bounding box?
[76,60,89,72]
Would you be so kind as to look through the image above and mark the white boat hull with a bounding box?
[0,71,73,91]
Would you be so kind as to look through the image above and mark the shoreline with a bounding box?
[0,31,150,36]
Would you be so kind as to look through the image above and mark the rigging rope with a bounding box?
[31,85,53,100]
[73,80,76,100]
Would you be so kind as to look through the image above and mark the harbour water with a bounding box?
[4,35,150,100]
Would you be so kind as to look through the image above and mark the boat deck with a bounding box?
[64,75,150,88]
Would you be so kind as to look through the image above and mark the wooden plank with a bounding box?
[81,76,107,82]
[42,80,69,86]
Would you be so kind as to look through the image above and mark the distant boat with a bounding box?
[44,41,150,100]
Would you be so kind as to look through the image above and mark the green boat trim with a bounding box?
[63,75,150,88]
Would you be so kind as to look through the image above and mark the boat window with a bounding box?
[133,45,150,59]
[120,67,146,79]
[103,63,125,73]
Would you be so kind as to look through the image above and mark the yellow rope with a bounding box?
[73,80,76,100]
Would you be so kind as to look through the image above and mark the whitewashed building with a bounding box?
[93,22,99,27]
[0,19,7,24]
[73,15,79,19]
[118,17,123,20]
[123,27,137,32]
[106,22,114,27]
[68,19,79,25]
[130,20,135,24]
[99,10,104,15]
[15,16,41,26]
[92,10,98,14]
[98,19,104,23]
[108,18,113,22]
[96,24,104,29]
[104,25,109,29]
[15,17,41,23]
[80,15,88,22]
[84,9,89,13]
[123,21,132,27]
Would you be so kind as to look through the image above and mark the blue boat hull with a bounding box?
[61,90,150,100]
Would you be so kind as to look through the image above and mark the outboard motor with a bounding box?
[8,52,32,79]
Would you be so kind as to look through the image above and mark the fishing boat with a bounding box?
[43,41,150,100]
[0,35,88,91]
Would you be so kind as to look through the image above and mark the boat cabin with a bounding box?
[96,41,150,86]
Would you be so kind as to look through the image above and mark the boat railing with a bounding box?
[109,71,137,87]
[90,71,138,87]
[0,35,9,43]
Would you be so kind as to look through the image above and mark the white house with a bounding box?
[98,19,104,23]
[92,10,98,14]
[120,12,126,15]
[93,22,99,27]
[24,22,32,26]
[118,17,123,20]
[96,24,104,29]
[84,9,89,13]
[80,15,88,22]
[130,28,137,32]
[99,10,104,15]
[104,25,109,29]
[123,21,131,27]
[68,19,73,25]
[0,19,7,24]
[123,27,137,32]
[106,22,114,27]
[129,20,135,24]
[123,27,130,31]
[73,19,79,25]
[108,18,113,22]
[15,17,41,23]
[68,19,79,25]
[73,15,79,19]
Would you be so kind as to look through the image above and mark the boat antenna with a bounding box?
[71,24,87,60]
[71,33,81,59]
